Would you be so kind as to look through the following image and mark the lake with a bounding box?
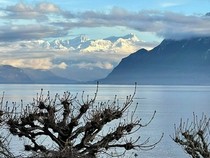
[1,84,210,157]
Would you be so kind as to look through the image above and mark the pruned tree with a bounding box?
[0,93,14,158]
[172,113,210,158]
[6,83,162,157]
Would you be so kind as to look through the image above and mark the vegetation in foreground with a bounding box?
[0,84,209,158]
[172,113,210,158]
[0,83,162,157]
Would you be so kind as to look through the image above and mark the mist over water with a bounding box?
[1,84,210,157]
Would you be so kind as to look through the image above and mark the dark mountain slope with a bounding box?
[0,65,77,84]
[0,65,32,83]
[100,37,210,85]
[23,68,77,84]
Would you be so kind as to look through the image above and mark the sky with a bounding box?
[0,0,210,81]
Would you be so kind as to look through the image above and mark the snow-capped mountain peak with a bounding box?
[122,33,140,42]
[104,33,140,42]
[69,35,90,49]
[12,33,142,53]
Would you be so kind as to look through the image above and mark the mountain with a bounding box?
[0,65,76,84]
[80,33,142,53]
[0,65,32,83]
[13,33,142,53]
[50,35,90,50]
[49,33,141,52]
[100,37,210,85]
[23,68,77,84]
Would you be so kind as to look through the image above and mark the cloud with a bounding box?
[35,2,60,13]
[73,62,113,70]
[4,3,45,20]
[0,56,68,70]
[156,13,210,39]
[1,2,210,41]
[0,25,67,42]
[55,62,68,69]
[1,58,52,69]
[53,8,210,40]
[0,41,68,70]
[3,2,61,20]
[0,2,72,41]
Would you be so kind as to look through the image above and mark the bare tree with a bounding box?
[6,83,162,157]
[172,113,210,158]
[0,93,14,158]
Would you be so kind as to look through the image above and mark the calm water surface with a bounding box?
[1,84,210,157]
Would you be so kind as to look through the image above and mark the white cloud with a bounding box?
[55,62,68,69]
[36,2,60,13]
[0,58,68,70]
[57,8,210,40]
[73,62,113,70]
[1,58,52,69]
[1,2,210,41]
[5,2,45,20]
